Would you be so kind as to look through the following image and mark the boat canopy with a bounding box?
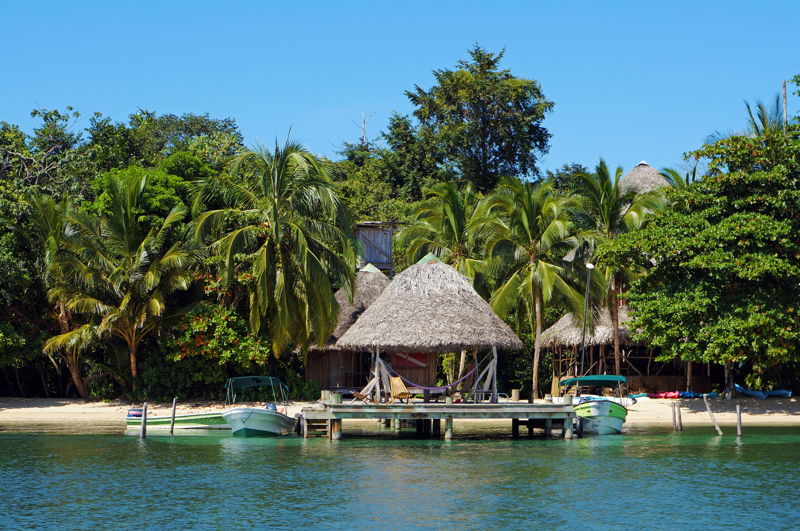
[224,376,288,405]
[559,375,628,388]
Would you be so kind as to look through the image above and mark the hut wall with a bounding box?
[305,350,371,389]
[389,352,438,387]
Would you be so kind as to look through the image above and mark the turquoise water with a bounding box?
[1,425,798,529]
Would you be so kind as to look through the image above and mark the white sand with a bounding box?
[1,396,798,427]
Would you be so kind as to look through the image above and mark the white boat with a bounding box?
[222,406,297,437]
[560,375,629,435]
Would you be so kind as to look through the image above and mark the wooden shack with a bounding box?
[354,221,400,274]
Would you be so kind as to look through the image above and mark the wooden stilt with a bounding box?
[736,404,742,438]
[512,418,520,437]
[703,394,723,435]
[672,402,677,431]
[544,418,552,437]
[563,418,574,439]
[169,397,177,436]
[331,419,342,440]
[139,403,148,439]
[677,403,683,431]
[432,419,441,436]
[444,417,453,440]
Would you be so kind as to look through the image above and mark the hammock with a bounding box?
[391,358,484,392]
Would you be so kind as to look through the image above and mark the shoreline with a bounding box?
[1,396,799,430]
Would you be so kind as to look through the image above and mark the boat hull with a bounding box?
[574,399,627,435]
[125,412,229,430]
[222,407,296,437]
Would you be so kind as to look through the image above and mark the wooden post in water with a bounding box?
[677,403,683,431]
[139,402,147,439]
[169,397,177,435]
[736,404,742,438]
[563,418,574,439]
[331,419,342,440]
[671,402,677,431]
[511,418,520,438]
[703,394,723,435]
[444,395,454,440]
[544,418,552,437]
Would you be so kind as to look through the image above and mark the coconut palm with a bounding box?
[42,173,193,391]
[29,195,94,399]
[396,181,484,279]
[659,165,698,191]
[574,159,663,375]
[193,139,356,356]
[475,178,582,399]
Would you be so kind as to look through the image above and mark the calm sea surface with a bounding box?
[0,424,798,530]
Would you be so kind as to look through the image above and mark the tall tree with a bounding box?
[42,173,193,390]
[575,160,664,375]
[193,139,356,356]
[476,179,581,398]
[406,45,553,191]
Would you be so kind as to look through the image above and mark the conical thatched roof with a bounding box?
[336,261,523,353]
[619,161,669,194]
[313,268,390,351]
[541,307,638,348]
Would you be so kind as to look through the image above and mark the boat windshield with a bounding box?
[224,376,289,405]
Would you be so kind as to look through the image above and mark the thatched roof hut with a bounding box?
[541,307,637,348]
[336,260,522,353]
[316,268,390,350]
[620,161,669,194]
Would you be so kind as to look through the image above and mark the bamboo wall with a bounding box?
[305,350,371,389]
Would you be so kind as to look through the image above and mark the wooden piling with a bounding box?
[563,418,574,439]
[736,404,742,438]
[432,419,441,436]
[544,418,552,437]
[703,394,723,435]
[331,419,342,440]
[676,403,683,431]
[444,417,453,440]
[139,403,147,439]
[671,402,677,431]
[512,418,520,438]
[169,397,177,435]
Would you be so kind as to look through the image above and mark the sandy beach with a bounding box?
[1,396,799,429]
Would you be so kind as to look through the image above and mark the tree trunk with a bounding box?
[456,350,467,392]
[610,275,622,375]
[128,341,139,391]
[686,361,693,392]
[531,290,543,401]
[65,348,89,399]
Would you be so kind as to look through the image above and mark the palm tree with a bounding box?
[396,181,484,279]
[574,159,663,375]
[475,178,582,399]
[43,173,193,391]
[659,165,698,191]
[30,195,93,399]
[193,139,356,356]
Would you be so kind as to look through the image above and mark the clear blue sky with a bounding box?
[2,1,797,175]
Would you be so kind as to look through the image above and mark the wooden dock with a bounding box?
[299,403,576,440]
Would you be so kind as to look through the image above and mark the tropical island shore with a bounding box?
[1,396,798,429]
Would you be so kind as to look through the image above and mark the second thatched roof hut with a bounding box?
[304,266,390,389]
[619,161,670,194]
[541,307,635,348]
[337,260,522,353]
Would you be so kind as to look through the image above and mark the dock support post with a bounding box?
[169,397,177,436]
[736,404,742,438]
[432,419,441,436]
[544,418,552,437]
[677,403,683,431]
[527,419,533,437]
[512,418,519,438]
[444,395,453,440]
[139,403,147,439]
[563,418,574,439]
[302,416,308,438]
[331,419,342,440]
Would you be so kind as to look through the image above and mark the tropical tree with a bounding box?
[476,179,581,399]
[396,182,484,279]
[659,165,698,191]
[193,139,356,356]
[574,159,663,375]
[42,173,193,391]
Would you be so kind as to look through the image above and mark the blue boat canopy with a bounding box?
[559,375,627,387]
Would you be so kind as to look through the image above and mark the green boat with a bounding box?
[560,375,628,435]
